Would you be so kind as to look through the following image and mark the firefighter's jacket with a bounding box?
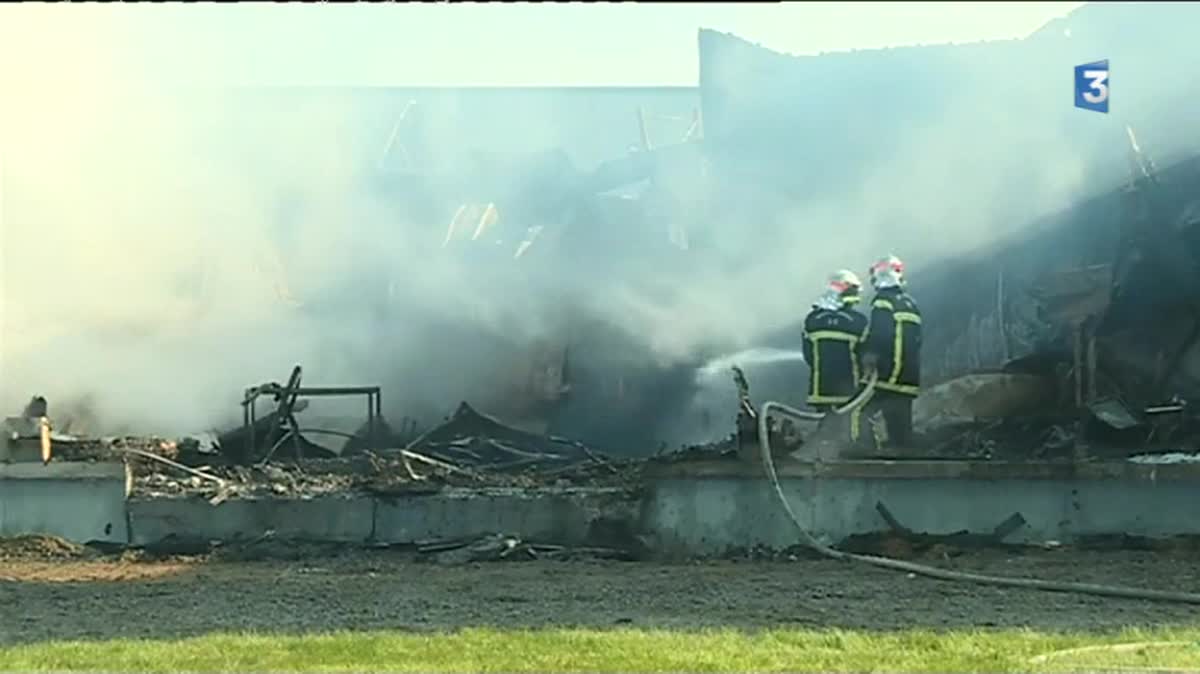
[802,305,870,405]
[864,287,923,396]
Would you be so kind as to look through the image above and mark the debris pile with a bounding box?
[136,463,355,500]
[0,534,91,561]
[126,530,640,563]
[404,402,610,472]
[5,389,735,502]
[121,400,667,500]
[129,455,617,501]
[415,533,635,564]
[914,376,1200,461]
[919,417,1076,461]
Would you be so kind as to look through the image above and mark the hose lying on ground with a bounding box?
[756,372,1200,605]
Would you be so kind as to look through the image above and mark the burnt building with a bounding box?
[696,1,1200,386]
[675,3,1200,458]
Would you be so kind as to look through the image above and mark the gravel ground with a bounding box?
[1,540,1198,646]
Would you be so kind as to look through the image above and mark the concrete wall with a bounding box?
[128,495,374,546]
[0,462,129,544]
[127,487,639,547]
[7,460,1200,555]
[372,487,638,545]
[642,466,1200,555]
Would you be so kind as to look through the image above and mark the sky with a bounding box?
[2,2,1085,87]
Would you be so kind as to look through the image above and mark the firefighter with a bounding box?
[802,270,870,446]
[862,254,922,449]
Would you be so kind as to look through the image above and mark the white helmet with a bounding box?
[869,255,905,289]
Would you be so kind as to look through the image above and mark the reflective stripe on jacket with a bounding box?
[802,305,870,405]
[864,288,922,396]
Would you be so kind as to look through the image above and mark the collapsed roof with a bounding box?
[914,151,1200,398]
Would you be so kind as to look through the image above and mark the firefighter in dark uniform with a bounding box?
[862,254,922,450]
[802,270,870,446]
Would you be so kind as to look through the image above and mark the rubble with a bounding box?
[125,419,657,500]
[127,449,660,501]
[0,534,93,562]
[219,366,370,464]
[415,533,635,564]
[404,401,608,472]
[917,386,1200,461]
[3,387,726,500]
[51,435,182,464]
[839,502,1030,560]
[912,373,1057,432]
[0,363,654,499]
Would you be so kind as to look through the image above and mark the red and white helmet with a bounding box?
[869,255,905,289]
[828,269,862,300]
[811,267,859,309]
[814,269,862,309]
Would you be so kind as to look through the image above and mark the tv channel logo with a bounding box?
[1075,60,1109,113]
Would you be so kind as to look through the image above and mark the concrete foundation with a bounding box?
[128,495,375,546]
[126,487,638,546]
[7,459,1200,554]
[642,460,1200,554]
[371,487,638,545]
[0,462,130,544]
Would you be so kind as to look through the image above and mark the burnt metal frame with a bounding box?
[242,366,382,459]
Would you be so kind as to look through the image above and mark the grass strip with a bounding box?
[2,626,1199,672]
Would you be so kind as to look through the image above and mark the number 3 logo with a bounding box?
[1082,69,1109,104]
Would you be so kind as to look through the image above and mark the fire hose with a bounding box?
[756,371,1200,605]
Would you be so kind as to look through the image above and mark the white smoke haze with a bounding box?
[0,4,1191,444]
[653,24,1157,363]
[0,6,550,434]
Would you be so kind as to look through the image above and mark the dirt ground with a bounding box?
[2,539,1199,646]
